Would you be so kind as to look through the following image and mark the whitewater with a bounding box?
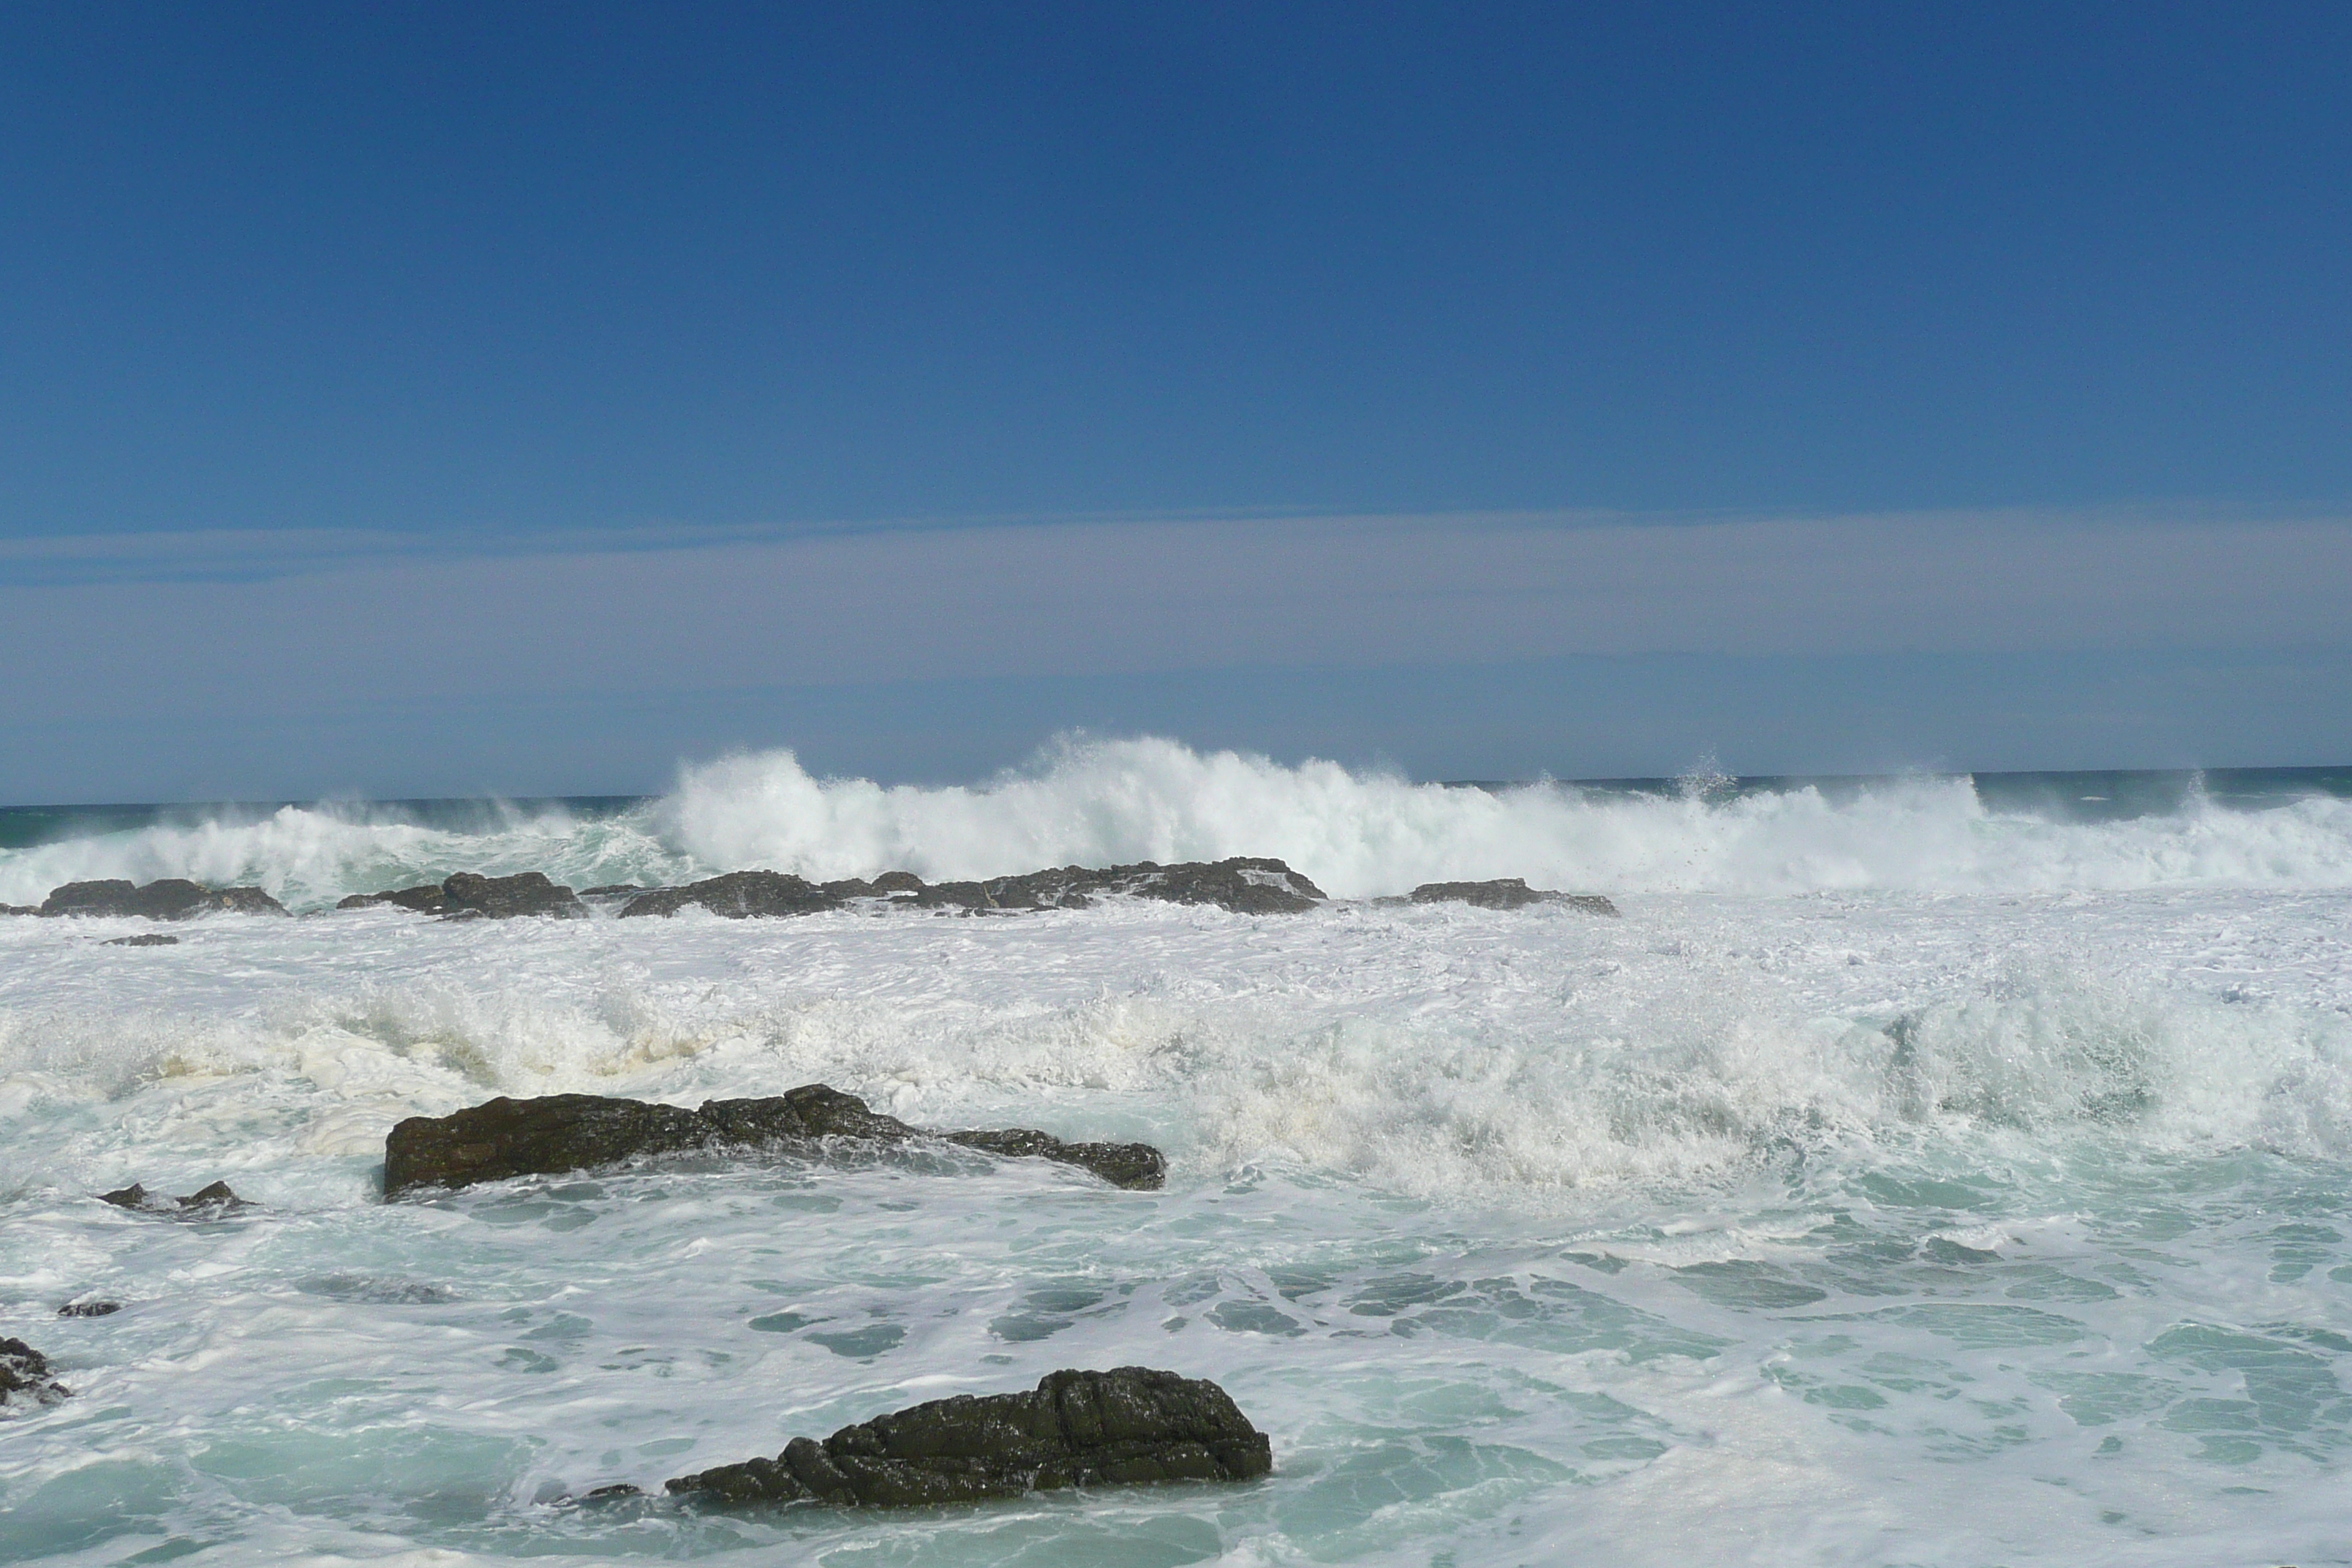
[6,740,2352,1567]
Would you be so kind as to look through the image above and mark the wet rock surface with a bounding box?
[320,860,1614,921]
[382,1083,1166,1196]
[0,1338,68,1408]
[99,1180,251,1214]
[336,883,452,913]
[1408,878,1618,916]
[57,1300,121,1318]
[442,871,587,919]
[338,872,586,919]
[663,1368,1270,1507]
[941,1128,1167,1191]
[102,932,181,946]
[618,870,840,919]
[39,879,287,919]
[617,858,1326,919]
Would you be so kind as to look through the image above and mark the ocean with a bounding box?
[4,739,2352,1567]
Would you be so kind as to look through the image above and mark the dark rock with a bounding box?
[0,1338,68,1408]
[911,880,991,910]
[338,885,451,913]
[58,1300,121,1318]
[666,1367,1270,1508]
[578,883,650,897]
[943,1128,1166,1191]
[1408,879,1620,916]
[40,879,287,919]
[981,859,1324,914]
[385,1095,707,1196]
[382,1084,1165,1196]
[616,859,1325,919]
[2,904,39,916]
[103,933,181,947]
[179,1180,247,1210]
[99,1180,250,1213]
[618,871,843,919]
[441,871,587,919]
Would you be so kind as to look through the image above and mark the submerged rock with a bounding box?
[0,1338,68,1408]
[40,879,287,919]
[337,883,451,913]
[103,932,181,946]
[382,1084,1165,1196]
[941,1128,1167,1192]
[663,1368,1270,1507]
[1407,879,1618,916]
[57,1300,121,1318]
[99,1180,250,1213]
[618,870,840,919]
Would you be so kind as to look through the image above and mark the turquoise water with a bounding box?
[5,742,2352,1565]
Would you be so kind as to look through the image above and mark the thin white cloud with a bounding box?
[1,509,2345,725]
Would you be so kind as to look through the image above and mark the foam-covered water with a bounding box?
[6,741,2352,1566]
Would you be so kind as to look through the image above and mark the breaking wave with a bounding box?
[4,736,2351,908]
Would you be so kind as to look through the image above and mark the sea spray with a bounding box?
[6,738,2352,910]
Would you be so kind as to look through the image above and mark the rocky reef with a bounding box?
[661,1368,1270,1507]
[0,1338,68,1409]
[382,1083,1165,1197]
[1406,878,1619,915]
[338,870,587,919]
[33,879,286,919]
[616,857,1327,919]
[299,858,1623,923]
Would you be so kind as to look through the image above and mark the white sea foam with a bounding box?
[662,739,2352,897]
[8,737,2350,910]
[7,749,2352,1566]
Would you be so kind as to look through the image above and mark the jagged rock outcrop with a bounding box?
[0,1338,69,1409]
[1407,879,1618,916]
[58,1300,121,1318]
[662,1368,1270,1507]
[39,879,287,919]
[382,1084,1166,1197]
[103,932,180,947]
[618,859,1326,919]
[336,872,586,919]
[442,871,587,919]
[618,870,840,919]
[99,1180,249,1213]
[993,859,1325,913]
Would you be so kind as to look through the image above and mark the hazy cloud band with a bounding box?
[3,511,2345,725]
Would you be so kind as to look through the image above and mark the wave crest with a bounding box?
[4,738,2351,907]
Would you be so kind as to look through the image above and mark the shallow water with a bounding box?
[5,744,2352,1566]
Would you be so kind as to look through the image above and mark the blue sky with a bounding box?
[2,3,2347,800]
